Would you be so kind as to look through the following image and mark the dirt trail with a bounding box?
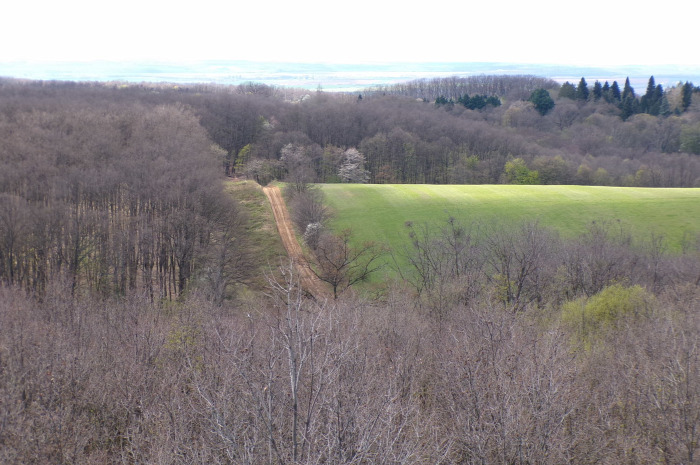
[262,185,329,300]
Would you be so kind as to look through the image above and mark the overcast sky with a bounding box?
[2,0,698,66]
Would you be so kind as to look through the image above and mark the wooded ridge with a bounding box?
[1,75,700,464]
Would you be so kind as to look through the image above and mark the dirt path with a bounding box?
[263,185,329,300]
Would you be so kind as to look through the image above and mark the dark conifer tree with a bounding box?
[469,94,487,110]
[681,81,693,111]
[610,81,622,102]
[529,88,555,115]
[592,80,603,101]
[659,93,672,117]
[576,77,589,101]
[485,96,501,107]
[640,76,656,114]
[645,76,656,96]
[622,77,635,101]
[602,81,611,102]
[435,96,452,107]
[618,78,637,119]
[620,93,638,120]
[650,84,663,116]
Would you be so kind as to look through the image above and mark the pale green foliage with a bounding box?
[504,158,540,184]
[235,144,252,172]
[561,284,655,346]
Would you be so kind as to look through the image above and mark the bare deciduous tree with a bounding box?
[309,229,386,299]
[483,221,557,309]
[281,143,316,195]
[289,188,332,248]
[400,216,484,315]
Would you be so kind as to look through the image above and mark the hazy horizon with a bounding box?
[2,60,698,93]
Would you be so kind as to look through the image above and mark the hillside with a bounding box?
[2,75,700,465]
[2,74,699,190]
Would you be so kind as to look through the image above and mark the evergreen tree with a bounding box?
[468,94,487,110]
[650,84,663,116]
[659,94,672,117]
[602,81,611,102]
[640,76,656,114]
[529,88,555,115]
[486,96,502,107]
[620,94,638,121]
[610,81,621,102]
[622,77,635,100]
[681,81,693,112]
[457,94,500,110]
[576,77,589,101]
[435,95,453,107]
[619,78,638,119]
[559,82,577,100]
[592,80,603,101]
[645,76,656,96]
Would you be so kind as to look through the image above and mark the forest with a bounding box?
[1,75,700,464]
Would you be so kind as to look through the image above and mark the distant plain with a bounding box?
[2,60,698,92]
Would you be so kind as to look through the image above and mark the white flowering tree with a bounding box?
[338,148,369,183]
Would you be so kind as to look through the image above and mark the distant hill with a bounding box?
[1,60,698,92]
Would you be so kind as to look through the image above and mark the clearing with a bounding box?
[321,184,700,253]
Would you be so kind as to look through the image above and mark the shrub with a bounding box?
[561,284,655,346]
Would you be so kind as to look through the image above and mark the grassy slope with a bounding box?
[225,179,287,291]
[321,184,700,254]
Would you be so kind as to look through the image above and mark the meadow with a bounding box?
[321,184,700,254]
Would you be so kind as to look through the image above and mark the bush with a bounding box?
[561,284,655,345]
[289,189,332,234]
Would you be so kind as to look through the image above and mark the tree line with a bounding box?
[4,74,699,191]
[205,74,699,186]
[223,84,700,187]
[558,76,696,120]
[366,74,559,101]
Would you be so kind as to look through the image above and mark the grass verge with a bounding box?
[225,179,288,291]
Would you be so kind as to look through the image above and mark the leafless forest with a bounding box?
[1,76,700,464]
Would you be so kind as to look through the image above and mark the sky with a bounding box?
[2,0,698,66]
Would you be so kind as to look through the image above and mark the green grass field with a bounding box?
[320,184,700,254]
